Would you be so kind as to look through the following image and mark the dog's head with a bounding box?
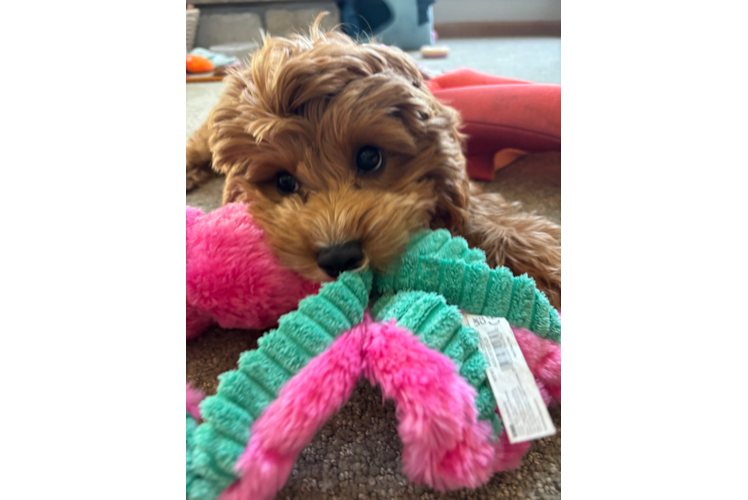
[212,19,469,282]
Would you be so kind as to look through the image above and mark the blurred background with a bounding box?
[186,0,560,83]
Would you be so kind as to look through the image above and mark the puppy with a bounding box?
[186,19,561,308]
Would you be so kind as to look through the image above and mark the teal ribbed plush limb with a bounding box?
[374,229,560,343]
[186,413,199,494]
[186,271,373,500]
[186,230,561,500]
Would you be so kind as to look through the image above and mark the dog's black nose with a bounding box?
[317,241,364,278]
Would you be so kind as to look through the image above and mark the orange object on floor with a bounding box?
[493,148,529,171]
[425,68,560,182]
[186,54,214,74]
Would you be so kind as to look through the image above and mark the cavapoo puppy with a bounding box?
[186,19,561,307]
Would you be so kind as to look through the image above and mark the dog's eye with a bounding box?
[276,171,299,193]
[356,146,384,173]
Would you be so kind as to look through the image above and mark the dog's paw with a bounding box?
[186,162,216,191]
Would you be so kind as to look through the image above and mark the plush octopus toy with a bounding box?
[186,203,561,500]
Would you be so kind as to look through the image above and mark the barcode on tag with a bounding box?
[463,314,556,444]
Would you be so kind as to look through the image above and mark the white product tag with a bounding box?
[463,314,556,444]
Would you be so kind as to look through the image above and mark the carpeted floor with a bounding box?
[187,37,560,499]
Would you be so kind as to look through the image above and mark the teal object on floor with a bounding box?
[377,0,435,50]
[189,47,237,69]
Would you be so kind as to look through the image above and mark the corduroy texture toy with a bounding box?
[186,203,561,500]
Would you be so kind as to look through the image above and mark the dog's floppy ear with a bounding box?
[425,98,471,232]
[430,166,470,232]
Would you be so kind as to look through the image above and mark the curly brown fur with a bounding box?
[185,16,561,305]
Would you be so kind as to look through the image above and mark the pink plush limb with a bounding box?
[187,300,214,340]
[490,428,533,471]
[186,203,319,338]
[186,206,212,339]
[220,321,368,500]
[513,322,561,405]
[186,205,204,232]
[362,320,495,491]
[186,384,205,420]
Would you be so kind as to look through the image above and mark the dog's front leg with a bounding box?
[186,119,217,191]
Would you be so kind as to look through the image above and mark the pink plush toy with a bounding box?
[186,203,560,500]
[186,204,320,339]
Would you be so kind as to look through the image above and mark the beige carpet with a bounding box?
[187,66,560,499]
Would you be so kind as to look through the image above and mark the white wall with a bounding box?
[433,0,561,23]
